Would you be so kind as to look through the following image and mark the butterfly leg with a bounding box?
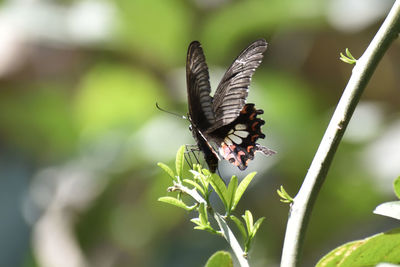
[184,144,201,170]
[255,144,276,156]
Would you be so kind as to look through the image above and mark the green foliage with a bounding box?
[158,146,265,264]
[340,48,357,64]
[277,185,294,203]
[234,172,257,211]
[175,145,185,181]
[394,176,400,199]
[320,176,400,266]
[158,196,194,211]
[205,251,233,267]
[242,210,266,253]
[157,162,176,182]
[316,228,400,267]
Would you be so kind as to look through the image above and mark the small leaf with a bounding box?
[190,169,209,191]
[277,185,294,203]
[339,48,357,64]
[209,173,228,209]
[226,176,238,214]
[250,217,265,239]
[198,202,209,226]
[183,179,205,196]
[374,201,400,220]
[157,162,176,181]
[175,145,185,179]
[243,210,254,235]
[158,196,192,210]
[205,251,233,267]
[230,215,247,240]
[394,176,400,199]
[233,172,256,210]
[316,228,400,266]
[202,168,212,177]
[190,218,202,227]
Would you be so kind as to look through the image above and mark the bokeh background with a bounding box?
[1,0,400,266]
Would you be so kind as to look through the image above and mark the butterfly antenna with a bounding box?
[155,102,187,120]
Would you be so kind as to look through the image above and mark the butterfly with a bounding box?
[186,39,275,173]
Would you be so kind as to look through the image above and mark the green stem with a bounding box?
[214,213,249,267]
[172,183,248,266]
[280,2,400,266]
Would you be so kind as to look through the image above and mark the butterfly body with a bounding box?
[186,39,275,172]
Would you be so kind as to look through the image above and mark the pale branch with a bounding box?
[280,1,400,266]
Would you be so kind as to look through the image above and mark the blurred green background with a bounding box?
[1,0,399,266]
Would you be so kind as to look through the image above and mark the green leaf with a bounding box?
[202,168,212,177]
[158,196,192,210]
[190,169,208,191]
[250,217,265,239]
[157,162,176,181]
[229,215,247,240]
[183,179,205,196]
[339,48,357,65]
[205,251,233,267]
[374,201,400,220]
[242,210,254,235]
[190,218,202,227]
[316,228,400,267]
[233,172,256,210]
[209,173,228,209]
[226,176,238,214]
[198,202,209,226]
[394,176,400,199]
[175,145,185,179]
[277,185,294,203]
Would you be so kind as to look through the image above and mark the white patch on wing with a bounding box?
[228,134,242,144]
[228,129,234,134]
[234,130,249,138]
[224,137,233,146]
[235,124,247,130]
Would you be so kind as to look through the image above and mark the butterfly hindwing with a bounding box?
[212,104,275,170]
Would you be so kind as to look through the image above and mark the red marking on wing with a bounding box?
[251,121,259,131]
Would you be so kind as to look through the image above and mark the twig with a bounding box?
[170,183,249,266]
[280,1,400,266]
[214,213,249,267]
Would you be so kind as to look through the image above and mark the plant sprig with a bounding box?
[157,145,265,267]
[340,48,357,64]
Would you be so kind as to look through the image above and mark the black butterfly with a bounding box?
[186,39,275,173]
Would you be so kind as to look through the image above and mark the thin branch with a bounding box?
[214,213,249,267]
[168,183,206,204]
[280,1,400,266]
[170,183,249,266]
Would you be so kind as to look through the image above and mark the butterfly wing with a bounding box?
[186,41,219,172]
[186,41,215,130]
[208,39,267,132]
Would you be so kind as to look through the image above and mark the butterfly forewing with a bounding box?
[186,41,215,130]
[208,39,268,133]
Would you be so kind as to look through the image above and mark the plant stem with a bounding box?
[169,183,206,204]
[171,183,248,266]
[280,2,400,267]
[214,213,249,267]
